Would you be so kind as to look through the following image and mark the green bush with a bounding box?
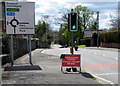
[80,38,91,47]
[100,30,120,43]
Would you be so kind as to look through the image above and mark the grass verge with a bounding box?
[67,45,86,48]
[78,45,86,48]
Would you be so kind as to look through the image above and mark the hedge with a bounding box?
[80,38,91,47]
[99,30,120,43]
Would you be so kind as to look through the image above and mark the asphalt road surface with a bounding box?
[42,44,119,84]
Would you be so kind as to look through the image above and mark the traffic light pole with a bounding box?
[71,9,74,55]
[71,32,74,54]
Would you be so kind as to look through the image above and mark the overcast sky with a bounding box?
[19,0,119,31]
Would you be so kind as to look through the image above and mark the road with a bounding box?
[42,44,119,84]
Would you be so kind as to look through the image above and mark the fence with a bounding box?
[101,42,120,49]
[2,37,41,65]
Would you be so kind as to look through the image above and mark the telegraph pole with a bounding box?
[43,15,49,48]
[96,11,99,48]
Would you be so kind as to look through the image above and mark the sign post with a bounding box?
[5,2,35,66]
[71,32,74,54]
[10,35,14,66]
[28,35,33,66]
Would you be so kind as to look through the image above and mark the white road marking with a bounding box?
[94,73,118,76]
[103,54,105,56]
[92,74,114,84]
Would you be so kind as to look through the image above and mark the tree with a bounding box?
[110,17,118,31]
[58,5,96,46]
[109,11,118,31]
[74,5,95,30]
[58,23,69,46]
[33,20,52,43]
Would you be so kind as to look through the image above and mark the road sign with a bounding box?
[68,12,78,32]
[5,2,35,34]
[60,54,81,73]
[61,54,80,67]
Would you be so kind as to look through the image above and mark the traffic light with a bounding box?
[68,12,78,32]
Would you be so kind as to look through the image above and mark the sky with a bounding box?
[19,0,119,31]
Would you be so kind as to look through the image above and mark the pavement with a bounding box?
[1,48,100,85]
[85,47,119,52]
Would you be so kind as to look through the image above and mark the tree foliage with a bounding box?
[110,17,118,31]
[58,5,96,46]
[33,20,53,43]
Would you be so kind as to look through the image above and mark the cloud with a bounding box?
[99,10,117,29]
[79,0,119,2]
[35,1,57,14]
[22,0,118,30]
[101,10,117,17]
[50,24,60,31]
[76,3,94,7]
[99,17,112,29]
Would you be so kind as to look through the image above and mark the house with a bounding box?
[83,30,107,47]
[84,30,106,38]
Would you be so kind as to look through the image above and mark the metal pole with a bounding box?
[28,35,33,66]
[71,9,74,54]
[71,32,74,54]
[10,35,14,66]
[27,35,29,53]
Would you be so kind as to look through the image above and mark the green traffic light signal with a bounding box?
[72,25,76,29]
[68,12,78,32]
